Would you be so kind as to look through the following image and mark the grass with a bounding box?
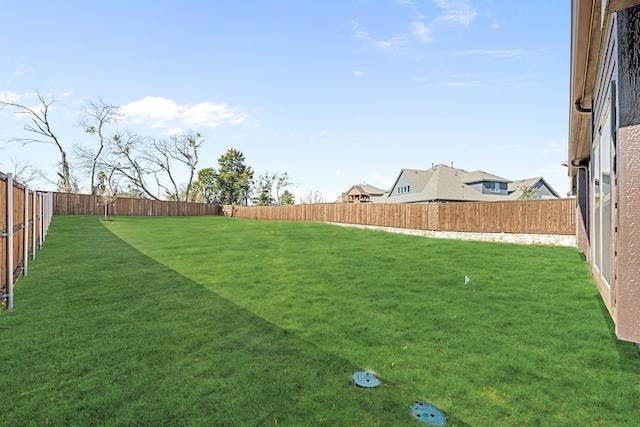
[2,215,640,426]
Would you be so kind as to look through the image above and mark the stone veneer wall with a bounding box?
[330,223,577,247]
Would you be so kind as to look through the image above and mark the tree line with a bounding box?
[0,91,320,206]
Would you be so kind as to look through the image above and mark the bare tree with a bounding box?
[78,99,122,194]
[145,131,205,202]
[96,170,119,219]
[0,90,73,192]
[99,131,160,200]
[300,190,325,204]
[97,130,206,201]
[9,158,45,187]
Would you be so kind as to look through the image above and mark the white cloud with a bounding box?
[432,0,477,26]
[355,29,405,49]
[0,90,21,102]
[11,66,36,78]
[353,0,473,50]
[410,21,433,42]
[121,96,247,131]
[166,127,183,135]
[0,90,48,108]
[353,70,364,77]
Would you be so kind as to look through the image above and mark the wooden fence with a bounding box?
[53,193,221,216]
[222,199,576,235]
[1,173,53,310]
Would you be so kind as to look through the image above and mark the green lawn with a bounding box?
[2,215,639,426]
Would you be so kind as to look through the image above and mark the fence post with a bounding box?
[43,193,50,239]
[6,174,14,311]
[23,185,29,277]
[38,192,43,248]
[31,190,36,260]
[48,193,52,231]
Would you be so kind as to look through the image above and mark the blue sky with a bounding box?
[1,0,569,201]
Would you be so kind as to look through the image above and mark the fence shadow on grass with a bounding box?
[2,216,459,426]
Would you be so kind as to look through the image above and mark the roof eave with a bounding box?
[569,0,598,176]
[569,0,640,177]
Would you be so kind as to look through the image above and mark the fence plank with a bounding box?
[52,193,221,217]
[1,172,52,310]
[221,199,576,236]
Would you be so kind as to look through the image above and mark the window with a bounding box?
[489,182,501,193]
[592,102,613,288]
[397,185,410,194]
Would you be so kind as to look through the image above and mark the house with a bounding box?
[341,184,386,203]
[374,164,559,204]
[569,0,640,343]
[509,177,562,200]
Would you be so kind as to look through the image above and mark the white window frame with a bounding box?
[592,101,612,289]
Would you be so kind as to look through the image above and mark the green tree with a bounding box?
[251,171,294,206]
[190,167,217,203]
[253,173,275,206]
[214,148,253,205]
[279,189,295,205]
[275,172,293,204]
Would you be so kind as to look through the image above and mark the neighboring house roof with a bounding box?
[357,184,386,196]
[341,183,387,202]
[374,164,560,203]
[509,177,561,199]
[461,170,511,184]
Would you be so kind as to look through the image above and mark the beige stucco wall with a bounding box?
[611,6,640,342]
[614,123,640,341]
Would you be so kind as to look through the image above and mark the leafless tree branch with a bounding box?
[0,90,72,192]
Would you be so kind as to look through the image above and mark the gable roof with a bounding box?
[375,164,560,203]
[343,184,386,197]
[461,170,510,184]
[358,184,386,195]
[509,177,562,199]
